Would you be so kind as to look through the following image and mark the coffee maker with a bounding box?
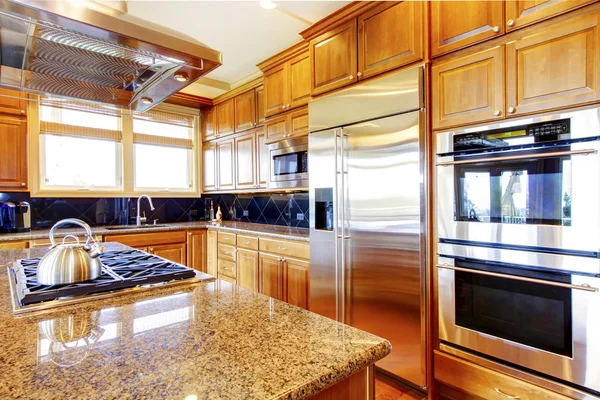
[0,201,31,233]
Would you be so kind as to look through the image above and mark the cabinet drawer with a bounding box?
[237,234,258,251]
[259,238,309,260]
[218,259,237,279]
[0,240,29,250]
[217,243,236,262]
[219,273,236,285]
[104,231,185,247]
[31,235,102,248]
[217,231,236,245]
[434,351,571,400]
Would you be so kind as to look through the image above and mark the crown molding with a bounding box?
[212,76,263,105]
[256,40,309,72]
[165,92,213,109]
[299,1,377,41]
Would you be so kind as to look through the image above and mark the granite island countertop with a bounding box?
[0,221,310,243]
[0,244,389,400]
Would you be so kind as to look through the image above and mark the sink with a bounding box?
[105,225,168,230]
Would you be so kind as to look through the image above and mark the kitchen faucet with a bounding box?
[136,194,155,226]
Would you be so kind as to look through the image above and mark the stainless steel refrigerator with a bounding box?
[308,66,427,389]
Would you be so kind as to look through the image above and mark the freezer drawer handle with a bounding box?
[437,264,598,292]
[337,236,352,239]
[494,388,520,399]
[436,148,597,167]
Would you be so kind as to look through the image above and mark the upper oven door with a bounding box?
[436,106,600,254]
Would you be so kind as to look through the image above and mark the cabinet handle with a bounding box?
[492,26,500,33]
[507,19,515,27]
[508,106,516,114]
[149,248,154,253]
[244,241,250,245]
[494,388,520,399]
[493,110,501,116]
[278,247,288,251]
[348,75,354,80]
[21,182,26,187]
[357,72,363,77]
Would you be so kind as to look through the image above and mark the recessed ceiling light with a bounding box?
[174,73,189,83]
[259,0,277,10]
[141,97,153,105]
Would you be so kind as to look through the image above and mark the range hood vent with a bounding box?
[0,0,222,111]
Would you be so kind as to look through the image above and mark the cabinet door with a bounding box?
[255,86,265,126]
[216,98,235,137]
[284,258,310,309]
[234,131,257,190]
[0,117,27,191]
[432,46,505,130]
[505,0,595,31]
[217,138,235,191]
[0,89,27,116]
[288,52,311,109]
[264,113,288,144]
[151,243,186,265]
[289,107,309,139]
[202,142,217,192]
[506,12,600,117]
[259,253,284,301]
[264,63,288,117]
[186,230,207,272]
[310,18,358,96]
[201,107,216,141]
[237,249,259,292]
[256,128,269,189]
[431,1,504,57]
[358,1,423,80]
[207,230,218,277]
[234,90,257,132]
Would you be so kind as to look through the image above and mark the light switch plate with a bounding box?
[296,213,304,221]
[243,210,249,217]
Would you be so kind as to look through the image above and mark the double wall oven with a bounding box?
[436,106,600,396]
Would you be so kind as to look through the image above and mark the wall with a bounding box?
[0,192,309,229]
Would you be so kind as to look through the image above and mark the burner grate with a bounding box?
[11,249,197,306]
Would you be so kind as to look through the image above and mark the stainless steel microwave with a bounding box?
[269,137,308,189]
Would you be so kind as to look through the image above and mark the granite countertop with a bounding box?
[0,244,390,399]
[0,221,310,243]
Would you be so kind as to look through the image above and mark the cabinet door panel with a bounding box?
[201,107,216,141]
[284,258,309,309]
[216,98,235,137]
[358,1,423,79]
[207,230,218,277]
[234,131,256,189]
[234,90,256,132]
[264,113,288,144]
[217,139,235,191]
[187,230,207,272]
[310,18,358,96]
[202,142,217,192]
[505,0,595,31]
[256,86,265,125]
[289,107,309,139]
[288,52,311,109]
[265,64,288,117]
[0,89,27,116]
[0,117,27,191]
[432,46,505,130]
[506,12,600,117]
[256,128,269,188]
[259,253,284,301]
[431,1,504,57]
[237,249,259,292]
[151,243,186,265]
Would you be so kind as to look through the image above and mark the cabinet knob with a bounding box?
[188,232,192,236]
[349,75,354,80]
[286,104,290,108]
[492,26,500,33]
[149,248,154,252]
[20,110,25,114]
[507,19,515,27]
[21,182,26,187]
[357,72,363,77]
[493,110,501,116]
[508,107,516,114]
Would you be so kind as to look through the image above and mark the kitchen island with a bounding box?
[0,243,390,399]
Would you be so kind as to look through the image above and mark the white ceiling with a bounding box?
[126,1,349,97]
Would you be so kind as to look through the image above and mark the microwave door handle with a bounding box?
[437,264,599,292]
[436,148,597,166]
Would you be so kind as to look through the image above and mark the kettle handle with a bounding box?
[48,218,93,248]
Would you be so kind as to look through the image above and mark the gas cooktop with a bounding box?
[8,249,213,314]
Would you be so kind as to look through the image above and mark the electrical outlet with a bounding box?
[243,210,249,217]
[296,213,305,221]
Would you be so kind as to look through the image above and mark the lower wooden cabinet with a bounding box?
[259,253,285,301]
[237,248,259,292]
[104,231,188,264]
[206,230,218,277]
[0,116,28,191]
[187,229,207,272]
[150,243,186,264]
[284,257,310,309]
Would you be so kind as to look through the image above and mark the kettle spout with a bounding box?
[88,243,106,258]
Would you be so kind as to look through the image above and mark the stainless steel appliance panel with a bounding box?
[269,137,309,189]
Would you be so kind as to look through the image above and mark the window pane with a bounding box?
[40,106,120,131]
[133,119,192,139]
[42,135,119,188]
[134,144,190,189]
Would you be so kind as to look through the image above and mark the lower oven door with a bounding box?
[438,255,600,393]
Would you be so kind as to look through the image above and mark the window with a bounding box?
[39,99,122,190]
[132,110,195,191]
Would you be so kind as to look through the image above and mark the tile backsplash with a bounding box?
[0,192,309,229]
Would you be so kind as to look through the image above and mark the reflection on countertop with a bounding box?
[0,221,310,242]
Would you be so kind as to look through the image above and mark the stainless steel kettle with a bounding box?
[36,218,106,285]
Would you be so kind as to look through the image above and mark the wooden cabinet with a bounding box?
[234,89,257,132]
[218,259,237,279]
[310,18,358,96]
[358,1,423,80]
[264,113,288,144]
[256,128,269,189]
[202,141,217,192]
[234,130,257,190]
[264,106,308,144]
[0,116,28,191]
[187,229,207,272]
[432,46,505,130]
[255,86,265,126]
[259,237,310,260]
[201,107,216,141]
[431,1,504,57]
[264,50,310,117]
[207,230,218,277]
[237,248,259,292]
[506,11,600,117]
[264,63,287,117]
[0,89,27,116]
[151,243,186,264]
[284,257,310,309]
[505,0,595,31]
[216,138,235,191]
[216,98,235,138]
[259,252,285,301]
[288,107,309,139]
[104,231,187,265]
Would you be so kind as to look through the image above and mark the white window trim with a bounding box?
[29,97,201,198]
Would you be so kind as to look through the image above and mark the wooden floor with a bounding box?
[375,372,426,400]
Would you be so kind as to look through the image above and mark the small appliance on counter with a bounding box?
[0,201,31,233]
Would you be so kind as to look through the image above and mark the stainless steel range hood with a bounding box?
[0,0,222,111]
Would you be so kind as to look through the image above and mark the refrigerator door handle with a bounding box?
[340,127,348,325]
[333,128,340,322]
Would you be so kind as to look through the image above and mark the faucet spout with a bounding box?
[136,194,155,226]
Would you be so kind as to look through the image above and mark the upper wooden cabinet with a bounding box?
[310,19,358,96]
[234,89,257,132]
[216,98,235,138]
[234,130,257,190]
[255,86,265,126]
[264,106,308,144]
[0,116,28,191]
[0,89,27,117]
[358,1,423,80]
[201,107,216,142]
[216,138,235,191]
[202,142,217,192]
[264,64,287,117]
[432,46,505,130]
[431,1,504,57]
[288,52,311,109]
[256,129,269,189]
[505,0,595,31]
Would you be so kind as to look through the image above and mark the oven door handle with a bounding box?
[436,148,597,166]
[437,264,599,292]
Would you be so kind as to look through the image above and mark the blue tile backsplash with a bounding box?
[0,192,309,229]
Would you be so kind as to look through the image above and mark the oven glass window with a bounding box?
[456,154,572,225]
[273,151,307,176]
[455,266,573,357]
